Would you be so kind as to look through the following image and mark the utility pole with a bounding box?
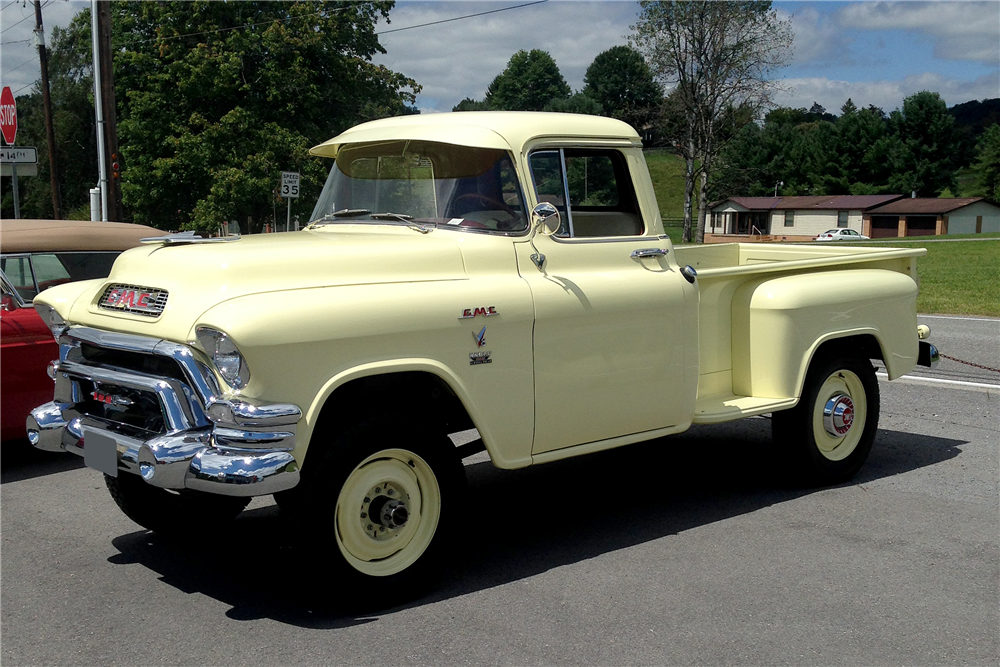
[34,0,61,219]
[90,0,107,220]
[96,0,121,221]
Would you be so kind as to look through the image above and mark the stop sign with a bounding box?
[0,87,17,145]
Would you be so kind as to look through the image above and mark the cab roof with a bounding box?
[0,219,167,254]
[310,111,643,158]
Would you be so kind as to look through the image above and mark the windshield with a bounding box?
[309,140,527,233]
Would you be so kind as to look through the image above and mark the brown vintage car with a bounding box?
[1,219,167,442]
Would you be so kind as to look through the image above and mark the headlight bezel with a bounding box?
[34,303,69,342]
[195,326,251,391]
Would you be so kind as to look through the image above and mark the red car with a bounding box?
[1,219,166,442]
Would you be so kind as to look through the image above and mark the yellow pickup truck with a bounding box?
[28,112,938,597]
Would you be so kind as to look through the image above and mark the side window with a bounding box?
[565,154,619,208]
[784,211,795,227]
[528,148,644,237]
[29,253,73,292]
[53,252,120,282]
[0,255,38,301]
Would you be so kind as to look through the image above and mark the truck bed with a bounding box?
[672,243,926,421]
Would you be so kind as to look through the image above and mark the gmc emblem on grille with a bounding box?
[99,283,168,317]
[92,390,133,407]
[106,288,153,309]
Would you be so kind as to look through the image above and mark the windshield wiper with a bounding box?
[308,208,372,226]
[369,212,413,221]
[369,212,434,233]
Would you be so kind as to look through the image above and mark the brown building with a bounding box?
[864,197,1000,238]
[707,195,1000,242]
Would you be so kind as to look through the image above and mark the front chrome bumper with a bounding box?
[26,327,301,497]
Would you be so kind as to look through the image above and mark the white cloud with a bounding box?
[785,6,856,66]
[837,1,1000,64]
[374,0,639,112]
[776,71,1000,113]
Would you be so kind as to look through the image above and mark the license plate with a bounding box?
[84,429,119,477]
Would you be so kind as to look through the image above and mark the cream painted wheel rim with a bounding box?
[335,449,441,577]
[812,370,867,462]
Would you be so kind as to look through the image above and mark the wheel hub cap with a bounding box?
[823,393,855,437]
[359,483,410,541]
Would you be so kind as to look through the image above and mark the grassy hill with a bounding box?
[643,149,693,242]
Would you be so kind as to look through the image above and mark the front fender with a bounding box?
[191,278,536,472]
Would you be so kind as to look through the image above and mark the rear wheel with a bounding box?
[105,473,251,535]
[772,354,880,486]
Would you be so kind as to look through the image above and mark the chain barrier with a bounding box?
[939,353,1000,374]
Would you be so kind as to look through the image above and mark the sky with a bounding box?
[1,0,998,118]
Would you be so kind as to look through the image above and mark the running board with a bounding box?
[692,395,798,424]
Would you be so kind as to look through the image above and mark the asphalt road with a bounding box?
[2,316,997,666]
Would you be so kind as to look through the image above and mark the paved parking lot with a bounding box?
[2,317,997,666]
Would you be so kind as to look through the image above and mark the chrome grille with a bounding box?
[98,283,168,317]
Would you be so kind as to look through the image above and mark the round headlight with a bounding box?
[196,327,250,390]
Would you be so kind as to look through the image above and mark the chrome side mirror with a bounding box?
[531,202,561,237]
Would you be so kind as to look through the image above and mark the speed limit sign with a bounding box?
[280,171,300,198]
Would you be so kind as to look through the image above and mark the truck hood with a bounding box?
[57,225,469,341]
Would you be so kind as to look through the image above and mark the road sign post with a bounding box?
[281,171,300,231]
[1,86,20,218]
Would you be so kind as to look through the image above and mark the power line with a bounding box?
[2,55,35,74]
[376,0,548,36]
[1,9,31,33]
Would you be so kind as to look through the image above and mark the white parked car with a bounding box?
[814,229,870,241]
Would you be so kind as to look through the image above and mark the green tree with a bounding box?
[485,49,570,111]
[109,0,419,232]
[582,45,661,129]
[973,123,1000,200]
[885,91,958,196]
[544,92,603,115]
[452,97,490,112]
[632,0,792,242]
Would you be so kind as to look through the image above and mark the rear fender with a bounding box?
[731,269,918,400]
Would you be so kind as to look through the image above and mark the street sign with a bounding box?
[1,147,37,163]
[0,86,17,145]
[281,171,300,198]
[0,146,37,177]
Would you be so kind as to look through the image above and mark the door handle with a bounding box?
[630,247,667,259]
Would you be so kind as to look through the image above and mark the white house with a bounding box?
[706,195,903,243]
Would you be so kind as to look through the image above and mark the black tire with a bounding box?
[772,354,880,486]
[105,472,251,535]
[281,418,465,603]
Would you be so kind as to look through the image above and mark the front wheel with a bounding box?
[285,420,465,601]
[772,354,880,486]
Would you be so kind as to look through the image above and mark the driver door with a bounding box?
[516,147,699,455]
